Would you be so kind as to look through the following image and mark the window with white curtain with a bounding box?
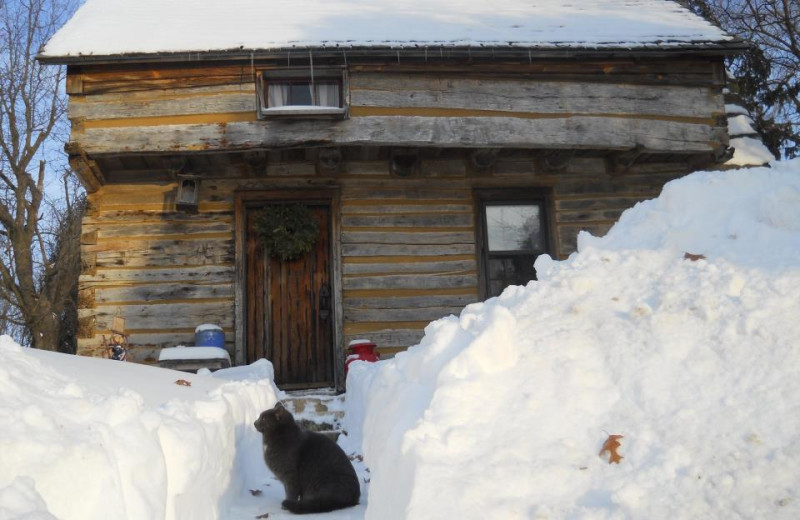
[260,69,345,117]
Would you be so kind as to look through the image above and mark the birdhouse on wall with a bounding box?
[176,174,200,212]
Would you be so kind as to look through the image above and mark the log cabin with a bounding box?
[39,0,747,390]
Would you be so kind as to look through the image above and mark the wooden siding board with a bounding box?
[341,203,473,214]
[343,259,476,275]
[342,214,473,227]
[342,231,474,245]
[82,210,234,224]
[83,302,233,331]
[345,294,478,309]
[84,219,233,239]
[340,188,471,201]
[350,74,723,118]
[70,91,255,120]
[79,265,234,284]
[343,273,477,290]
[72,116,722,154]
[342,243,476,256]
[345,307,462,322]
[94,283,234,304]
[94,239,234,268]
[344,330,426,349]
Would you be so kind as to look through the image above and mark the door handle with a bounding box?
[319,284,331,320]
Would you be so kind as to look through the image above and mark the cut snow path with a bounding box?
[0,336,370,519]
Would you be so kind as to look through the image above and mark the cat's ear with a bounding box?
[274,402,286,419]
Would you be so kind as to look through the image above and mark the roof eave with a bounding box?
[37,40,750,66]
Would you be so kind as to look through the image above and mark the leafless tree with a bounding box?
[0,0,80,350]
[683,0,800,157]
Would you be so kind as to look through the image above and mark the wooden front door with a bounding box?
[245,200,334,389]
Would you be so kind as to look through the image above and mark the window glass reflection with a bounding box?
[486,205,542,252]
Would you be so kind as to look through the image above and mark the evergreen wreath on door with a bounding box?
[254,204,320,261]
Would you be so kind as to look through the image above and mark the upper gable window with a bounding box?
[258,68,346,118]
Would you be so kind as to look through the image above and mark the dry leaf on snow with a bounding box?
[174,379,192,387]
[599,434,624,464]
[684,252,706,262]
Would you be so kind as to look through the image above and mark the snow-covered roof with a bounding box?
[40,0,740,62]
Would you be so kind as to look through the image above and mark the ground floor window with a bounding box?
[475,189,552,298]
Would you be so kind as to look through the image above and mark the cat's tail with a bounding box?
[282,496,359,515]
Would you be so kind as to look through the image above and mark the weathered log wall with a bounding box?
[77,156,687,361]
[70,57,718,362]
[65,59,727,157]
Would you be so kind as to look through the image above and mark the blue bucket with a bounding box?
[195,326,225,348]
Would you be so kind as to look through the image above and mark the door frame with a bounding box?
[234,188,345,391]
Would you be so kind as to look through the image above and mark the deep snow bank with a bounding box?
[348,161,800,519]
[0,340,279,520]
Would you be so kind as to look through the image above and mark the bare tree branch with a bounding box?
[0,0,80,350]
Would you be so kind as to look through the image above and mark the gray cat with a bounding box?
[254,402,360,514]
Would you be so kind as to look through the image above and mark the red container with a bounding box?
[345,339,380,374]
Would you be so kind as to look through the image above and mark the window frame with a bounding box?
[474,188,554,299]
[257,67,348,119]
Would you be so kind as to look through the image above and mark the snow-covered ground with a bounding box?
[0,340,367,520]
[346,159,800,519]
[2,160,799,519]
[0,345,281,519]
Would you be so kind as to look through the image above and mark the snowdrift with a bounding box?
[347,161,800,519]
[0,342,279,520]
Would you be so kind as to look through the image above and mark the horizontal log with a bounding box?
[72,116,723,155]
[345,294,478,309]
[343,259,476,275]
[420,159,468,177]
[84,220,233,239]
[70,90,255,121]
[553,172,685,196]
[350,74,723,118]
[87,179,473,211]
[94,283,234,304]
[76,65,254,95]
[82,210,234,225]
[555,196,649,211]
[348,59,720,83]
[344,272,477,290]
[340,188,471,201]
[345,306,463,322]
[341,203,472,214]
[342,243,476,257]
[94,240,234,268]
[73,83,253,101]
[342,214,472,228]
[81,77,250,95]
[77,64,252,82]
[556,208,626,223]
[342,231,474,245]
[344,330,425,349]
[79,265,234,284]
[81,329,195,349]
[84,235,230,253]
[81,302,233,331]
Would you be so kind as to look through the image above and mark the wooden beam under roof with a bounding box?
[71,115,726,156]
